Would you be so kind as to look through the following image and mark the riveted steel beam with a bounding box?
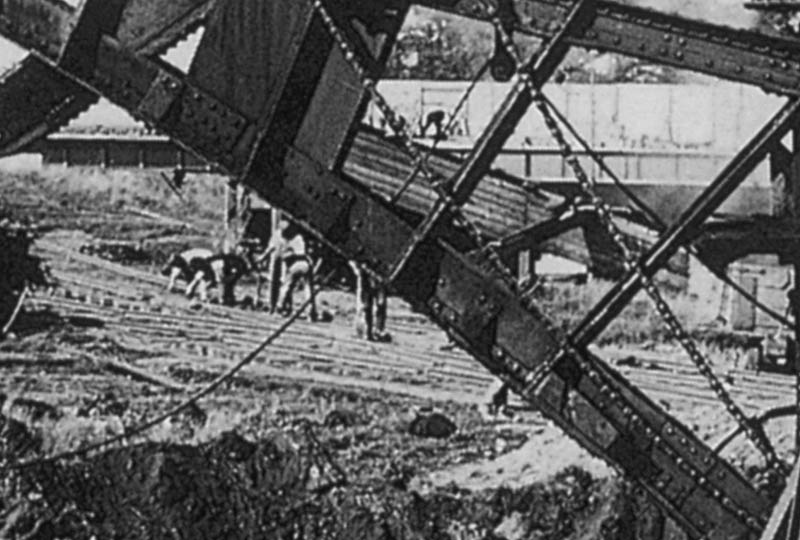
[0,1,780,537]
[0,0,213,156]
[0,13,768,540]
[420,0,800,95]
[389,0,596,282]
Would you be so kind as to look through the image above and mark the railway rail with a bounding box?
[27,239,798,416]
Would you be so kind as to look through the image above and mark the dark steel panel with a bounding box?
[235,1,407,180]
[136,70,184,123]
[0,55,92,156]
[294,3,407,169]
[188,0,314,121]
[0,0,215,157]
[58,0,128,73]
[117,0,213,54]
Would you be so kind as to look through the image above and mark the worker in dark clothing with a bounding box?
[421,109,448,140]
[207,252,250,306]
[350,262,390,342]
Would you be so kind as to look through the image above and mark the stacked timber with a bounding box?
[344,127,687,277]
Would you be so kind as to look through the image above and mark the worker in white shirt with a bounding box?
[162,247,214,301]
[258,220,318,319]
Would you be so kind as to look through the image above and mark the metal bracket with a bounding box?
[281,147,356,236]
[136,69,184,122]
[88,35,250,170]
[59,0,128,75]
[432,254,504,345]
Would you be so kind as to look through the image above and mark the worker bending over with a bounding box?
[162,247,248,305]
[162,248,214,300]
[206,252,249,306]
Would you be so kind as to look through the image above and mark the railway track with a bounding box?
[19,236,797,418]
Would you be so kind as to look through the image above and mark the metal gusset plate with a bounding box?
[0,1,788,538]
[0,0,213,156]
[421,0,800,95]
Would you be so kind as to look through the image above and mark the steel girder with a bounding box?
[2,0,800,538]
[0,0,214,156]
[421,0,800,95]
[4,0,800,157]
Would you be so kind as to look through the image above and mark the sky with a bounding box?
[0,0,765,130]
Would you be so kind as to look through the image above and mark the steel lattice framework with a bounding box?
[4,0,800,538]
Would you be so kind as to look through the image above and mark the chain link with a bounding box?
[313,0,522,292]
[389,59,491,204]
[314,0,772,528]
[490,19,783,470]
[314,1,579,401]
[534,95,781,466]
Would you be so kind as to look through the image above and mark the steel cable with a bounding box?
[538,92,794,329]
[1,284,323,472]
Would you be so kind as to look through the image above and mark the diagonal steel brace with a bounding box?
[0,0,214,156]
[572,98,800,347]
[0,2,782,537]
[387,0,596,282]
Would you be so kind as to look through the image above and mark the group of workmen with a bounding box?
[161,218,390,341]
[161,218,511,415]
[163,220,313,311]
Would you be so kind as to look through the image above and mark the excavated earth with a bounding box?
[0,394,655,540]
[0,168,794,539]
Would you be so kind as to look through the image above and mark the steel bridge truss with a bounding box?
[4,0,800,537]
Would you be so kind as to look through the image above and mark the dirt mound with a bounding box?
[1,427,347,540]
[0,415,667,540]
